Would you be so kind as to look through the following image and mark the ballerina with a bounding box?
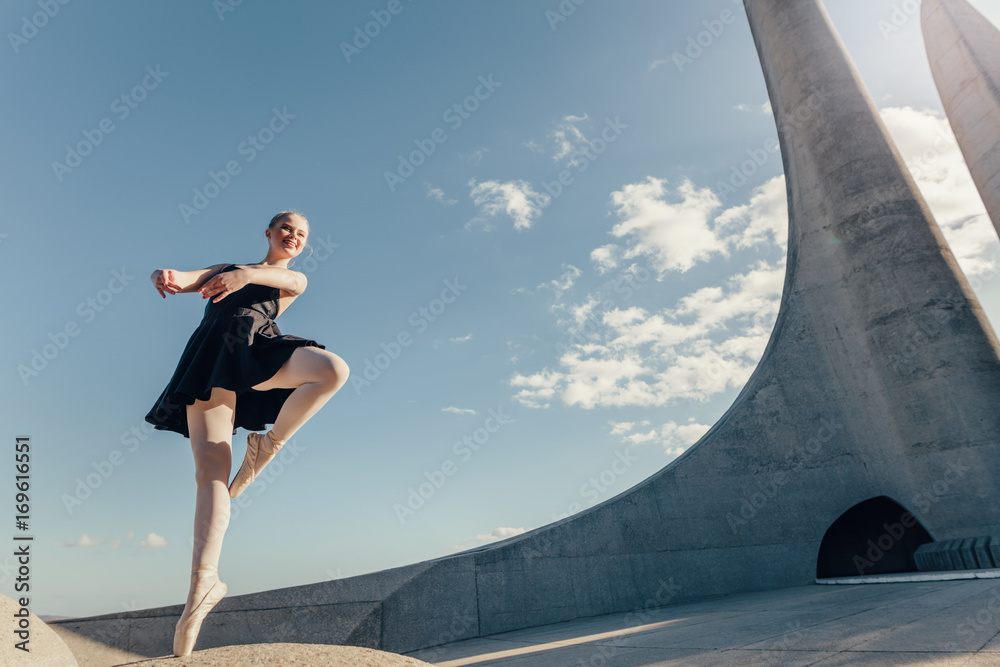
[144,211,350,656]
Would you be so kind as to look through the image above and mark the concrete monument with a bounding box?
[922,0,1000,238]
[51,0,1000,659]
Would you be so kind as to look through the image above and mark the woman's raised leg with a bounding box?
[253,347,350,440]
[233,347,349,487]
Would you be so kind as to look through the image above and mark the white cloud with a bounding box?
[510,105,996,415]
[648,59,668,71]
[607,177,729,274]
[590,244,620,274]
[880,106,998,277]
[538,264,582,300]
[425,183,457,206]
[613,420,711,459]
[56,534,102,547]
[734,101,770,114]
[460,147,490,165]
[451,333,473,343]
[608,420,635,435]
[442,406,476,415]
[138,533,168,548]
[505,339,532,364]
[600,418,712,461]
[539,114,614,169]
[464,527,526,544]
[510,255,786,410]
[623,428,659,445]
[551,114,589,162]
[468,179,547,231]
[514,172,790,411]
[509,367,565,409]
[715,175,788,250]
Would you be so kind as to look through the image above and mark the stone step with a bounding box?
[914,536,1000,571]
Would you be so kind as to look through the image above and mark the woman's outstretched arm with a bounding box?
[198,265,307,304]
[150,264,230,298]
[239,266,307,295]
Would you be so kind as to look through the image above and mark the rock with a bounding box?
[0,593,79,666]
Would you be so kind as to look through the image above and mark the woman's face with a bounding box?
[268,215,309,258]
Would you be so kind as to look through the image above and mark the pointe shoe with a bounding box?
[228,430,285,498]
[173,566,227,657]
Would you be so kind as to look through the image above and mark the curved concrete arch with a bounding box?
[52,0,1000,659]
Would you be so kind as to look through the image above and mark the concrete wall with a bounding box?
[51,0,1000,659]
[923,0,1000,238]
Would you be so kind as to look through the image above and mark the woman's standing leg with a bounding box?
[175,386,235,655]
[187,385,235,569]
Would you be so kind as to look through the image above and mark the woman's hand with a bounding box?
[198,268,250,303]
[151,269,182,299]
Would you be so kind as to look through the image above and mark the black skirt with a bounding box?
[144,264,324,438]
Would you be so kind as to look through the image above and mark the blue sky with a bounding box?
[3,0,999,619]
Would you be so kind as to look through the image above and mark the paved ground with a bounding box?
[403,579,1000,666]
[124,643,434,666]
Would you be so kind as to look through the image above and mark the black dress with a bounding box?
[144,264,325,438]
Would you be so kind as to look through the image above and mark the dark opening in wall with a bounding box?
[817,496,932,578]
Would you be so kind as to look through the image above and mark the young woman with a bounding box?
[144,211,350,656]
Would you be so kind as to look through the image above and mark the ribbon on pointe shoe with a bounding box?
[229,431,287,498]
[266,430,286,451]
